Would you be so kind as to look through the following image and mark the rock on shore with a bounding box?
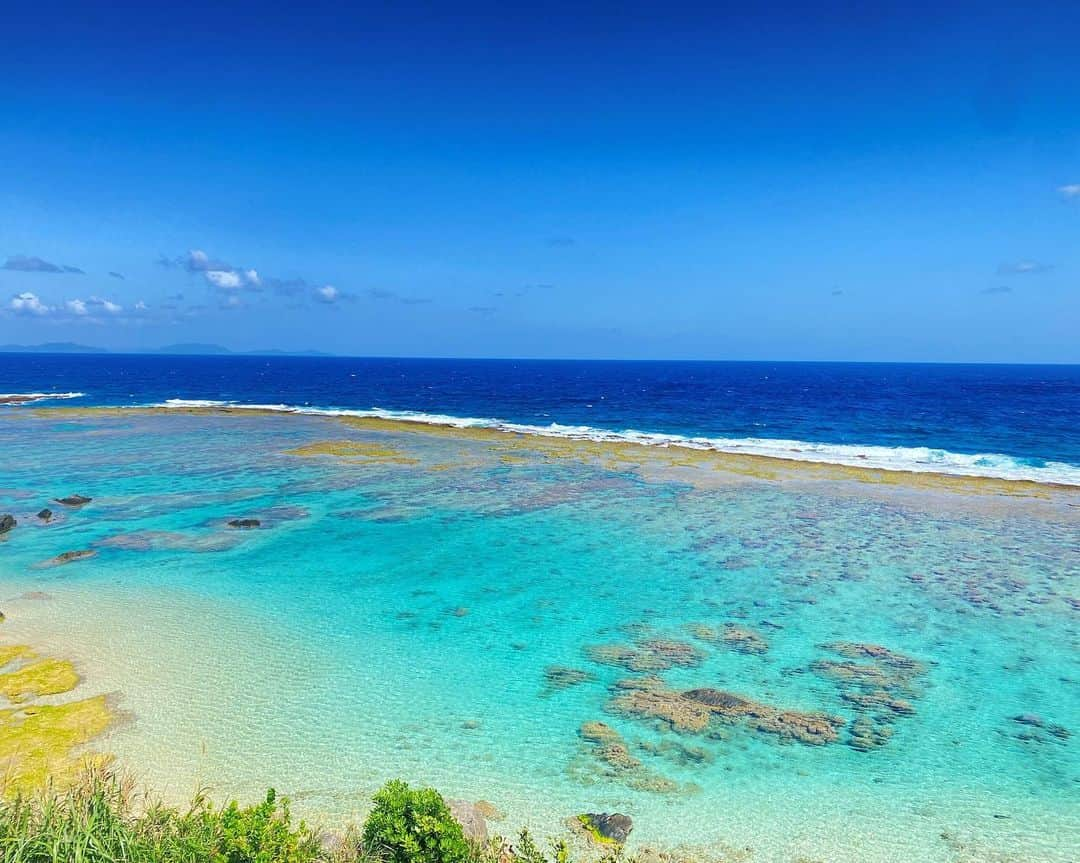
[575,813,633,845]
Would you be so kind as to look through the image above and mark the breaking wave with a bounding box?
[0,391,85,406]
[152,399,1080,486]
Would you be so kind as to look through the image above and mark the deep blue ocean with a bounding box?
[2,354,1079,479]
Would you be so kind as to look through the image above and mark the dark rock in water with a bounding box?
[577,813,633,845]
[55,495,92,507]
[0,514,15,535]
[683,688,752,711]
[447,800,488,842]
[37,508,53,523]
[42,549,97,567]
[227,518,261,529]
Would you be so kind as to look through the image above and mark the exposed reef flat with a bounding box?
[285,440,419,464]
[24,406,1080,514]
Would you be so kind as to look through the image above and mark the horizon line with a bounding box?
[0,347,1078,367]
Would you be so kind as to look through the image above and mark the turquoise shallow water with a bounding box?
[0,411,1077,862]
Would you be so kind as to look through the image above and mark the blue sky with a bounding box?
[2,1,1078,361]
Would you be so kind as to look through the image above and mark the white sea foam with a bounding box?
[161,398,231,408]
[149,399,1080,486]
[0,391,85,405]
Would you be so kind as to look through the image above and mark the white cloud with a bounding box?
[1058,184,1080,199]
[997,260,1052,275]
[65,298,89,316]
[10,292,52,315]
[186,249,211,270]
[205,270,242,290]
[88,296,123,314]
[135,300,148,311]
[243,268,261,287]
[315,284,339,303]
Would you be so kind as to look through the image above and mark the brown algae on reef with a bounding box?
[285,439,419,464]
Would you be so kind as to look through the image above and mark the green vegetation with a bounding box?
[0,773,614,863]
[362,780,470,863]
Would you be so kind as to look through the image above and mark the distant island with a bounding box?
[0,341,109,354]
[0,342,333,357]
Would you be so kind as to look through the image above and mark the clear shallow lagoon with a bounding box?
[0,408,1077,862]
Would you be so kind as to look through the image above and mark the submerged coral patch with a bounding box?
[608,678,844,745]
[682,688,845,745]
[812,642,928,751]
[98,530,242,553]
[34,549,97,568]
[585,637,705,673]
[687,622,769,654]
[721,624,769,654]
[575,721,681,794]
[848,716,894,751]
[637,737,714,766]
[820,642,926,674]
[1008,713,1071,745]
[543,666,596,694]
[607,679,713,734]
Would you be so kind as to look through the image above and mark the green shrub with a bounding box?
[361,780,470,863]
[212,788,321,863]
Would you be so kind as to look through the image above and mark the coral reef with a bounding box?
[98,530,241,553]
[682,689,844,745]
[607,678,844,745]
[811,642,927,751]
[637,737,713,766]
[576,721,681,793]
[585,638,704,673]
[720,624,769,655]
[847,717,894,751]
[608,678,714,734]
[543,666,596,694]
[35,550,97,568]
